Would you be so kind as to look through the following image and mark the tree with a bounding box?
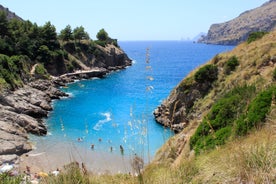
[59,25,73,41]
[41,21,60,50]
[73,26,89,42]
[96,28,109,41]
[0,11,9,36]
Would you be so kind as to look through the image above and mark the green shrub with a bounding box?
[235,86,275,136]
[225,56,239,74]
[194,64,218,83]
[0,173,24,184]
[35,63,49,79]
[0,54,23,89]
[94,40,106,47]
[247,86,275,128]
[190,85,256,154]
[247,31,267,44]
[273,68,276,81]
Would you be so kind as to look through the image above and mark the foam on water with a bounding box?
[93,112,112,131]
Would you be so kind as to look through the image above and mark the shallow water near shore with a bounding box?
[24,41,234,173]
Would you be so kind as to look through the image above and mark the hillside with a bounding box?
[198,0,276,45]
[151,29,276,183]
[0,7,131,90]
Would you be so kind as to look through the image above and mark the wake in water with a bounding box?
[93,112,112,131]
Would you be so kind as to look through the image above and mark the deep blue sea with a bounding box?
[29,41,233,172]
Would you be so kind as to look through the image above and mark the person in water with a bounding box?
[120,145,124,154]
[77,137,83,142]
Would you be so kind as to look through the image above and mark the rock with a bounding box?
[0,154,19,165]
[0,79,67,161]
[0,130,31,155]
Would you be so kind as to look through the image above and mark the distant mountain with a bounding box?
[0,4,23,21]
[192,32,206,42]
[198,0,276,45]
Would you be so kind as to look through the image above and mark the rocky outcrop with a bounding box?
[198,0,276,45]
[94,44,132,70]
[154,78,213,132]
[0,80,68,166]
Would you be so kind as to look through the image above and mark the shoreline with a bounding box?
[0,64,132,174]
[19,140,136,175]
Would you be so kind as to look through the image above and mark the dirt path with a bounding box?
[30,64,38,75]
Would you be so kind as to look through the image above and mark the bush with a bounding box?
[235,86,275,136]
[0,173,24,184]
[35,63,49,79]
[94,40,106,47]
[247,86,275,128]
[247,31,267,44]
[190,85,256,154]
[0,54,23,89]
[273,68,276,81]
[194,64,218,83]
[225,56,239,74]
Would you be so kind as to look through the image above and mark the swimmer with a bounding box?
[120,145,124,154]
[77,137,83,142]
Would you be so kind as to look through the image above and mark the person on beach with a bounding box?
[91,144,94,149]
[26,166,31,176]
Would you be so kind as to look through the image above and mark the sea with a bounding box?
[27,41,234,174]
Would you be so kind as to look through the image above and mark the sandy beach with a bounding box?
[18,140,137,175]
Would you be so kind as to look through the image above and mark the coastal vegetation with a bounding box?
[0,10,122,91]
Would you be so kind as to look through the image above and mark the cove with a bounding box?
[26,41,234,173]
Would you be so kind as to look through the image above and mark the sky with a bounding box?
[0,0,269,41]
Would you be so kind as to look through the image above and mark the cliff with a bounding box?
[198,0,276,45]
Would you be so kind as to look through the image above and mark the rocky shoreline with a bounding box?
[0,66,130,172]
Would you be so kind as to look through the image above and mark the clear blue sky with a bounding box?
[0,0,269,41]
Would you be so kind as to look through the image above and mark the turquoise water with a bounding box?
[31,41,233,165]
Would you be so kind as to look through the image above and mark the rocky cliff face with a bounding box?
[0,80,68,166]
[198,0,276,45]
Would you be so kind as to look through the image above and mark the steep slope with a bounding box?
[198,0,276,45]
[154,28,276,158]
[148,29,276,184]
